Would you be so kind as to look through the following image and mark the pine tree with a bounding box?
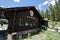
[45,9,50,20]
[49,4,56,26]
[40,10,45,18]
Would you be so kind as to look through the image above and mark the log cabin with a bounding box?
[0,6,48,35]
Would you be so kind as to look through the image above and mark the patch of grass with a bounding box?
[55,22,60,27]
[39,30,60,40]
[48,21,60,27]
[18,36,23,40]
[45,31,55,40]
[27,33,31,39]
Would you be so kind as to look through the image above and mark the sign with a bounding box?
[30,10,34,17]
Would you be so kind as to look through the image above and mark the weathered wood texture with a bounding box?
[0,6,48,34]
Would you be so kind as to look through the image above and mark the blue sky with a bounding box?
[0,0,57,11]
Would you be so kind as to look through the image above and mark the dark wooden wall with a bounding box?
[4,9,41,33]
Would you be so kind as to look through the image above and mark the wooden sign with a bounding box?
[30,10,34,17]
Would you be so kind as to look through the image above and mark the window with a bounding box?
[19,18,21,26]
[25,22,29,26]
[19,18,25,26]
[0,19,9,30]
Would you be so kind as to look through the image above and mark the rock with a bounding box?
[7,34,13,40]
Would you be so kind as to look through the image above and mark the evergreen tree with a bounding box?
[48,0,60,26]
[40,10,45,18]
[49,4,54,21]
[45,9,50,20]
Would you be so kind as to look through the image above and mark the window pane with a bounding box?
[25,22,28,26]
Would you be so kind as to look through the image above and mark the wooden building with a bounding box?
[0,6,48,34]
[4,6,42,33]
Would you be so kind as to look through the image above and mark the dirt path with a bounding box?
[24,34,47,40]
